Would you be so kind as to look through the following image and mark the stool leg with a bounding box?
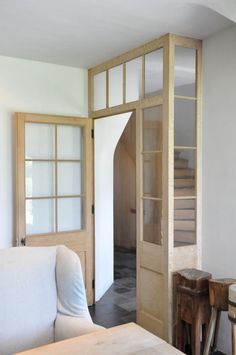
[176,319,185,351]
[212,310,221,351]
[202,323,207,351]
[203,307,218,355]
[232,323,236,355]
[191,318,201,355]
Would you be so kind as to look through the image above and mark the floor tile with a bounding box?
[89,247,136,328]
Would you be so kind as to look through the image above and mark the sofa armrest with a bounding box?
[55,313,104,342]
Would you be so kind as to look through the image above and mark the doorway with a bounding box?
[89,111,136,327]
[113,110,136,321]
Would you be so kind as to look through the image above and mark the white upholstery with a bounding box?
[55,314,103,342]
[56,246,91,319]
[0,246,103,355]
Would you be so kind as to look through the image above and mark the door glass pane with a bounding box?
[174,98,196,147]
[174,199,196,247]
[174,149,195,197]
[57,125,82,160]
[143,199,162,245]
[175,46,196,97]
[57,197,83,232]
[94,71,106,111]
[143,106,162,151]
[25,162,55,198]
[57,162,82,196]
[145,48,163,97]
[26,199,55,235]
[25,123,55,159]
[126,57,142,102]
[108,65,123,107]
[143,153,162,198]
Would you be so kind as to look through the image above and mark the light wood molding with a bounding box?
[91,95,163,119]
[89,35,166,75]
[169,33,202,49]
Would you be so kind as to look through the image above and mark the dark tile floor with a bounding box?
[89,247,136,328]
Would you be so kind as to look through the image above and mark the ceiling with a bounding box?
[0,0,235,68]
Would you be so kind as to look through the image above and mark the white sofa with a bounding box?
[0,246,103,355]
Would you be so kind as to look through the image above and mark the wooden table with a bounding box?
[16,323,184,355]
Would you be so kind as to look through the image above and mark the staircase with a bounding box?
[174,151,195,246]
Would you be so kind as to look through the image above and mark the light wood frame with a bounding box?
[88,33,202,343]
[16,112,94,304]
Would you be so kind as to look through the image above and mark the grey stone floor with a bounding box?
[89,247,136,328]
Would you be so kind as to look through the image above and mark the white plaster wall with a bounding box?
[202,25,236,354]
[94,113,131,301]
[0,55,88,248]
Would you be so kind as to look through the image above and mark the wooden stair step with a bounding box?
[174,159,188,169]
[175,220,195,231]
[175,168,194,178]
[174,187,195,197]
[174,209,195,220]
[174,241,193,247]
[174,151,180,159]
[174,179,195,188]
[174,231,195,244]
[174,199,195,210]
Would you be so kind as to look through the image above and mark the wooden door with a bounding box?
[16,113,94,304]
[136,105,166,339]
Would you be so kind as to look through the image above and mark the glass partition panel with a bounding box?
[175,46,196,97]
[145,48,163,97]
[57,125,82,160]
[126,57,142,103]
[58,197,83,232]
[143,106,162,151]
[25,162,55,198]
[142,104,163,245]
[57,162,82,196]
[174,199,196,247]
[174,98,196,147]
[143,199,162,245]
[143,153,162,198]
[25,123,55,159]
[26,199,56,235]
[93,71,106,111]
[108,65,123,107]
[174,149,195,197]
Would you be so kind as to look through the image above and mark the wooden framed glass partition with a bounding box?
[88,33,202,343]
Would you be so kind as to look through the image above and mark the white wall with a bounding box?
[0,55,88,248]
[202,25,236,354]
[94,113,131,301]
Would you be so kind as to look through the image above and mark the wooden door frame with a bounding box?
[16,112,94,304]
[88,33,202,342]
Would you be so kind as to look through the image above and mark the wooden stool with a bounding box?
[203,278,236,355]
[175,268,212,355]
[228,284,236,355]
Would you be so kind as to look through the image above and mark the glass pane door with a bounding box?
[142,105,163,245]
[17,113,94,305]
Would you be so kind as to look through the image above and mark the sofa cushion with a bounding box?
[0,247,57,355]
[55,313,104,341]
[56,246,91,319]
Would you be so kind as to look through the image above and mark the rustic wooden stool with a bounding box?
[175,268,212,355]
[203,278,236,355]
[228,284,236,355]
